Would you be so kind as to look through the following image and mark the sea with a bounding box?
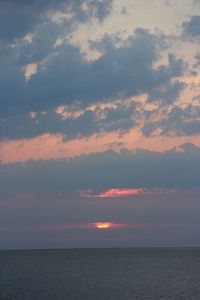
[1,247,200,300]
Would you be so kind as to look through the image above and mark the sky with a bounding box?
[0,0,200,250]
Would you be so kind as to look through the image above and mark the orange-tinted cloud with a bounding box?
[80,188,177,198]
[81,188,146,198]
[1,130,200,164]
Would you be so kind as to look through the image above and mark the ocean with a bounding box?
[1,247,200,299]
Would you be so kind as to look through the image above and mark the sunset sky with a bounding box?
[1,0,200,249]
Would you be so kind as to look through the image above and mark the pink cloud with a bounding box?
[1,130,200,164]
[80,188,177,198]
[80,188,146,198]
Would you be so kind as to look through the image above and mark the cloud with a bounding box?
[86,0,113,22]
[1,143,200,199]
[0,0,113,44]
[0,101,137,141]
[0,0,115,120]
[0,28,188,143]
[80,188,147,197]
[80,188,177,198]
[182,15,200,38]
[147,80,186,104]
[194,53,200,67]
[0,28,186,120]
[142,105,200,137]
[1,144,200,249]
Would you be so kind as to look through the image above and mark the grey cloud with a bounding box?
[190,71,198,76]
[182,15,200,38]
[147,54,186,104]
[16,23,63,65]
[142,105,200,137]
[86,0,113,22]
[193,94,200,101]
[147,80,186,104]
[0,102,136,141]
[1,143,200,199]
[194,53,200,68]
[0,0,113,44]
[181,120,200,135]
[0,0,68,44]
[1,144,200,249]
[0,29,186,119]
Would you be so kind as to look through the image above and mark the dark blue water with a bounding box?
[1,247,200,299]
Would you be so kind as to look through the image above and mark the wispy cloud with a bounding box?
[80,188,177,198]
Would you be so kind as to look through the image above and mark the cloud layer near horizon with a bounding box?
[1,143,200,249]
[1,143,200,198]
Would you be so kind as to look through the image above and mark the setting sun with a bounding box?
[95,222,111,229]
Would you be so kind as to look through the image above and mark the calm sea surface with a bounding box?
[1,247,200,300]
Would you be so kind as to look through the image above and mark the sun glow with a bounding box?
[95,222,111,229]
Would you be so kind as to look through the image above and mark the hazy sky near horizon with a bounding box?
[1,0,200,249]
